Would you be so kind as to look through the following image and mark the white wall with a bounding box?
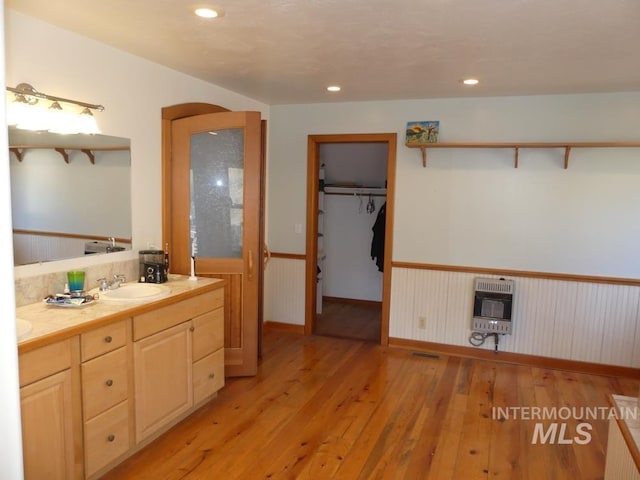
[268,94,640,278]
[6,10,269,278]
[267,93,640,365]
[0,4,26,477]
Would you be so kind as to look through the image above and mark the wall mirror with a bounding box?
[9,127,132,266]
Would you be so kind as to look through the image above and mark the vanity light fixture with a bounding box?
[194,7,221,18]
[6,83,103,134]
[327,85,341,92]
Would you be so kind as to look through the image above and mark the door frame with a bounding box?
[305,133,397,345]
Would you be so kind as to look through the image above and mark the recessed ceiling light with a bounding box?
[195,7,220,18]
[327,85,341,92]
[463,78,479,85]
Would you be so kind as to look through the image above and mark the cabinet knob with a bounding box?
[209,373,215,379]
[107,434,115,442]
[189,326,195,332]
[105,379,114,387]
[104,335,113,343]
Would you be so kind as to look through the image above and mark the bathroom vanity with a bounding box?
[16,276,225,480]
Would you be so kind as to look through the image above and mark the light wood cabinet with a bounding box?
[83,401,130,477]
[192,308,225,404]
[18,282,225,479]
[193,348,225,404]
[21,370,76,480]
[133,289,225,442]
[19,338,82,480]
[80,320,133,478]
[134,321,193,442]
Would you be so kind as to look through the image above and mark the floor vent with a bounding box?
[411,352,440,359]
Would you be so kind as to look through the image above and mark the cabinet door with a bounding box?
[134,322,193,442]
[21,370,75,480]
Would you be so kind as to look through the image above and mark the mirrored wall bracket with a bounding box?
[9,147,24,162]
[55,148,70,164]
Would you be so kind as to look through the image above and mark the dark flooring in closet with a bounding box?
[314,298,381,342]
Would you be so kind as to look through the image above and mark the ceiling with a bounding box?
[6,0,640,105]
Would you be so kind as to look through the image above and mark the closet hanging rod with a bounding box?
[323,186,386,195]
[324,191,386,197]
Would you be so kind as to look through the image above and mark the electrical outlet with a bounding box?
[418,316,426,329]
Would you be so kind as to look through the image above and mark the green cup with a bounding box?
[67,270,85,293]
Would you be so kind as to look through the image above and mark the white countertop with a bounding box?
[16,275,223,350]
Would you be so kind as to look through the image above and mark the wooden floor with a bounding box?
[101,330,639,479]
[315,298,381,342]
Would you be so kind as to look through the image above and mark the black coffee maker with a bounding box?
[138,249,168,283]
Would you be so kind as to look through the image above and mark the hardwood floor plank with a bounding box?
[451,360,496,479]
[99,331,639,480]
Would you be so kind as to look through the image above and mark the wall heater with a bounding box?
[472,277,514,334]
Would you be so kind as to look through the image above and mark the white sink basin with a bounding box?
[94,283,172,303]
[16,318,32,340]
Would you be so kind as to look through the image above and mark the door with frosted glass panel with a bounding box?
[171,111,262,377]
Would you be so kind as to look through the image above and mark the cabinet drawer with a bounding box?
[82,347,129,420]
[193,348,224,405]
[192,308,224,362]
[81,320,128,361]
[134,289,223,340]
[19,339,72,387]
[84,400,130,478]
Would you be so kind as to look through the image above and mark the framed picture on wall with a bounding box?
[405,121,439,144]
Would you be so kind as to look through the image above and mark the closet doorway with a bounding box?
[305,133,396,344]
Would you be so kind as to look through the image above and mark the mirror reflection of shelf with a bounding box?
[323,186,387,197]
[9,144,130,164]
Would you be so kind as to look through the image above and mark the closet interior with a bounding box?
[316,142,387,342]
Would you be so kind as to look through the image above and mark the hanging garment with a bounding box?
[370,202,386,272]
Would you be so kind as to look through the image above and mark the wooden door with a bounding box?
[170,111,262,376]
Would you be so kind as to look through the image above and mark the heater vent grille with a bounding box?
[475,278,514,294]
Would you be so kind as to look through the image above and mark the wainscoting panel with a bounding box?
[389,267,640,367]
[264,257,306,325]
[13,234,86,265]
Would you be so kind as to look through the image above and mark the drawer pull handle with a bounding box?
[104,336,113,343]
[105,379,114,387]
[107,434,115,442]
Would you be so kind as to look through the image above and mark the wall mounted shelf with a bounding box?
[406,142,640,168]
[9,145,129,164]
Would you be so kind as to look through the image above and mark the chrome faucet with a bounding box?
[97,274,126,291]
[111,274,126,289]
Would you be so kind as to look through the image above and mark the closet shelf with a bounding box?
[323,186,387,197]
[405,141,640,168]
